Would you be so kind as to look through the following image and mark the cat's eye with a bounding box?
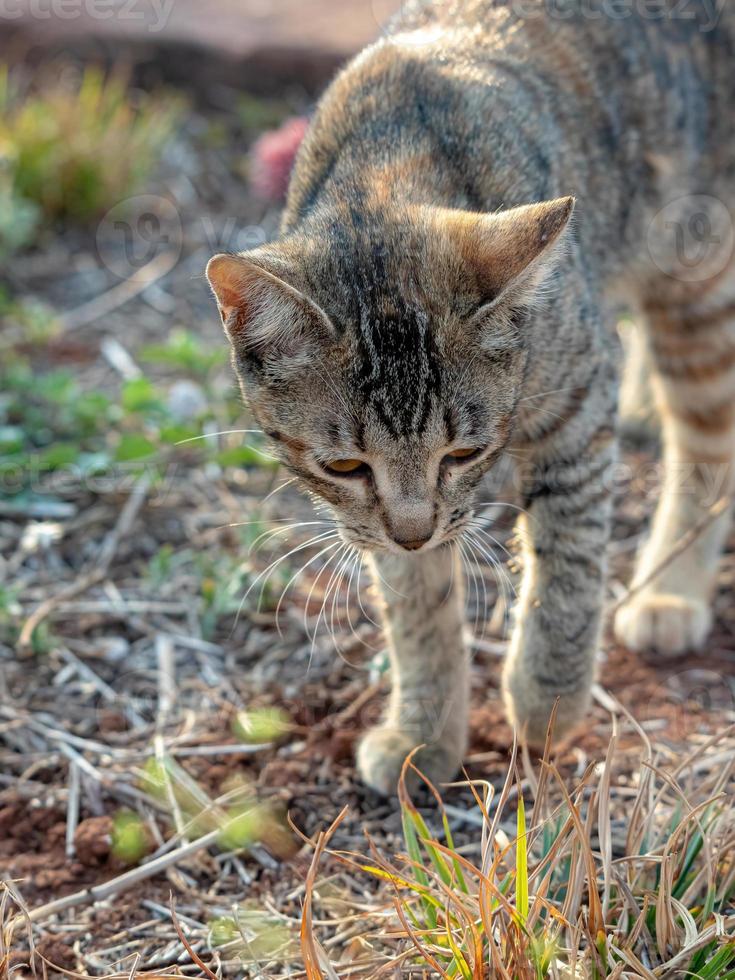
[323,458,370,477]
[444,447,483,464]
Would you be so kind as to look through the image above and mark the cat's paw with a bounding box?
[356,727,461,797]
[502,667,591,749]
[614,592,711,656]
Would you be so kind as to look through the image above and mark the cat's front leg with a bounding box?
[503,425,617,746]
[357,546,468,795]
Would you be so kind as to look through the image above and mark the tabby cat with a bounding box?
[207,0,735,794]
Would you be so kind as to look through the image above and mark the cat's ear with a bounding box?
[206,252,335,360]
[439,196,575,304]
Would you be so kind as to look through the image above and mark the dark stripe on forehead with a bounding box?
[352,290,443,438]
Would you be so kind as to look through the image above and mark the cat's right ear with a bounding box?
[206,252,335,360]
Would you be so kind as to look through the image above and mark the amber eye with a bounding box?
[323,458,369,477]
[444,447,483,464]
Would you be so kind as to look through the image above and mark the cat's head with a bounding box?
[206,197,573,554]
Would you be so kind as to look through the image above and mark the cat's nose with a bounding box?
[385,496,435,551]
[394,534,432,552]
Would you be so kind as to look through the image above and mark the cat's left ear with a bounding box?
[437,195,575,305]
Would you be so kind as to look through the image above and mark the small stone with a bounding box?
[73,816,113,866]
[167,379,207,420]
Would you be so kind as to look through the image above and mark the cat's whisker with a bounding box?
[235,529,342,634]
[465,528,517,603]
[262,477,298,502]
[308,543,353,663]
[300,542,348,646]
[462,544,509,645]
[355,554,381,630]
[175,428,265,446]
[467,520,516,566]
[524,404,569,423]
[342,546,379,650]
[328,549,350,645]
[473,500,531,519]
[456,535,485,639]
[328,549,362,664]
[274,538,344,640]
[247,520,335,557]
[448,347,484,407]
[312,365,358,421]
[440,540,458,607]
[454,538,477,636]
[367,559,411,601]
[466,524,516,584]
[468,536,493,641]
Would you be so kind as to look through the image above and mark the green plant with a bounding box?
[302,727,735,978]
[0,64,180,244]
[140,329,228,378]
[0,174,40,256]
[111,810,151,866]
[231,706,291,744]
[0,360,274,505]
[0,287,59,345]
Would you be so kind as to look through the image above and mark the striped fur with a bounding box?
[207,0,735,793]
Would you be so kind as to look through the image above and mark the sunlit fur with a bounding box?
[208,0,735,794]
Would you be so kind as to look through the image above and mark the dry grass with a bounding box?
[3,703,732,977]
[301,712,735,979]
[0,63,180,244]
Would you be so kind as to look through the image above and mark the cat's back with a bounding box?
[285,0,735,238]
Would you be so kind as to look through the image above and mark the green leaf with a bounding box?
[208,917,239,947]
[38,442,80,470]
[111,810,150,866]
[121,377,164,414]
[159,424,198,445]
[231,707,290,744]
[401,806,438,930]
[218,805,267,852]
[115,433,156,461]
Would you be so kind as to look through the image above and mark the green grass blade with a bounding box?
[516,795,529,925]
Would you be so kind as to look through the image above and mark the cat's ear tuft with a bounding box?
[440,196,575,304]
[206,252,334,359]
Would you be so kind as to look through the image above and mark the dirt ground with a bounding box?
[1,72,734,978]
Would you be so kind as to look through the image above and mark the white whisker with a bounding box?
[262,477,297,502]
[300,542,348,645]
[175,428,264,445]
[274,539,344,640]
[233,529,341,634]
